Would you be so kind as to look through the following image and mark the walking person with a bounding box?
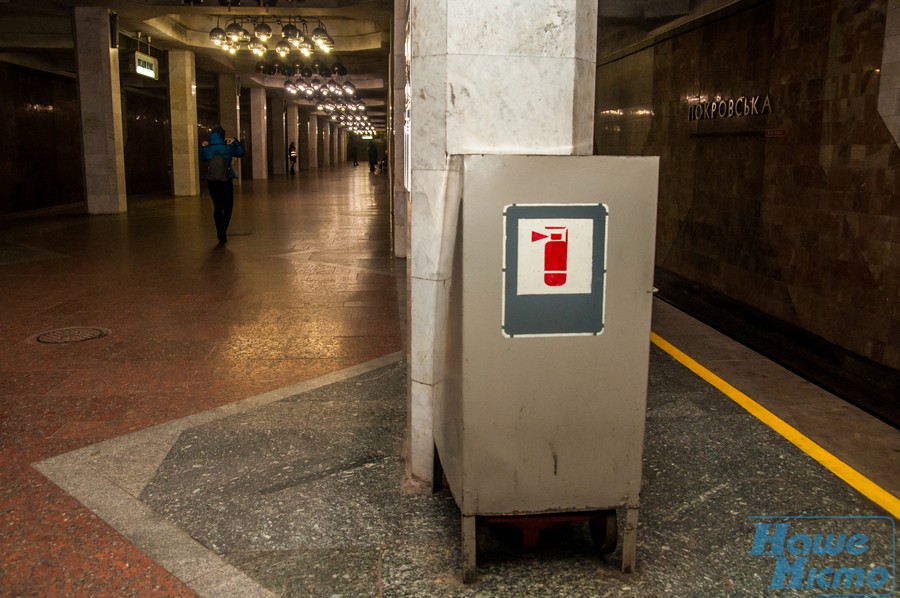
[288,141,297,175]
[200,125,244,246]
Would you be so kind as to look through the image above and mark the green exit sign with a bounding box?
[133,51,158,80]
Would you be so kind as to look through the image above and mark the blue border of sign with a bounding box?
[502,203,608,338]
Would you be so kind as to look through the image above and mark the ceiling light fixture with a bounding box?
[209,18,226,45]
[253,22,272,42]
[210,16,333,58]
[225,21,243,42]
[272,58,372,129]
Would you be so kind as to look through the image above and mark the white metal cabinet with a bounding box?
[434,155,659,580]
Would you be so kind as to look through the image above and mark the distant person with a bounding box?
[368,141,378,173]
[288,141,297,175]
[200,125,244,246]
[350,145,358,166]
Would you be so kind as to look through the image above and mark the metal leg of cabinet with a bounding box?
[622,507,640,573]
[461,514,477,582]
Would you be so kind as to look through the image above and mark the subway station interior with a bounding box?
[1,0,899,596]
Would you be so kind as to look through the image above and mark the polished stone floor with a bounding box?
[2,165,899,596]
[0,167,400,595]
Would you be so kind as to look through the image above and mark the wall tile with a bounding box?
[598,0,900,370]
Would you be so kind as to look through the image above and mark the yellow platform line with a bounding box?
[650,331,900,519]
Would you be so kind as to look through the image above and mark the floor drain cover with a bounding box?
[36,327,110,344]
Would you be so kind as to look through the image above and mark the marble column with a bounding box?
[250,87,268,179]
[333,124,341,164]
[270,95,286,175]
[287,103,300,171]
[308,113,319,170]
[407,0,599,481]
[168,50,199,196]
[218,74,241,184]
[298,111,310,170]
[333,126,341,163]
[392,0,410,259]
[333,124,341,163]
[72,6,126,214]
[322,119,332,166]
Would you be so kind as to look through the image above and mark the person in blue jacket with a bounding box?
[200,125,244,245]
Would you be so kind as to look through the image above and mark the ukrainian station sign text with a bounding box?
[689,94,772,121]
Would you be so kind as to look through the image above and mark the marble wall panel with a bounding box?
[445,54,579,154]
[74,6,126,214]
[409,164,462,281]
[409,380,436,480]
[307,113,318,170]
[410,0,447,58]
[573,57,597,154]
[409,276,450,386]
[322,117,332,167]
[238,94,253,180]
[391,0,410,257]
[409,54,448,171]
[168,50,199,197]
[575,0,599,61]
[447,0,583,58]
[270,95,286,175]
[250,88,267,179]
[218,74,240,139]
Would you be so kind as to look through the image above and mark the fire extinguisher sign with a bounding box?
[502,203,608,337]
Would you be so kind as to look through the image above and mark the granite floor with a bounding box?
[34,345,898,597]
[3,165,899,596]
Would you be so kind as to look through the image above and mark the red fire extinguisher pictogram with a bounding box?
[532,226,568,286]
